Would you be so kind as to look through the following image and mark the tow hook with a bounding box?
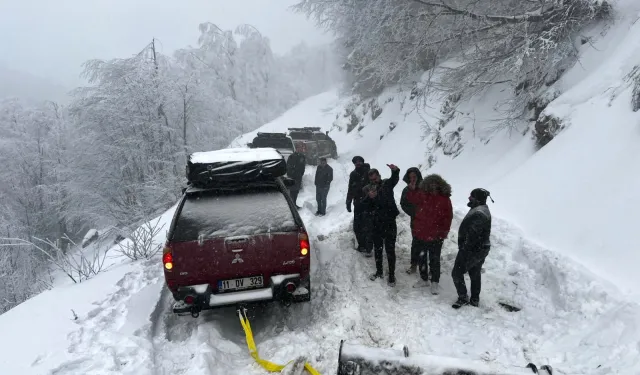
[236,303,248,318]
[282,298,292,307]
[190,307,201,318]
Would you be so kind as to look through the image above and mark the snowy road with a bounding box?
[45,156,640,375]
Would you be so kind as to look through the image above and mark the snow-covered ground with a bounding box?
[4,2,640,374]
[5,149,640,374]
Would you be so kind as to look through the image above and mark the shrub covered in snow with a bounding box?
[115,219,165,261]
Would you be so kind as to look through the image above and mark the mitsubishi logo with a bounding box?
[232,253,244,264]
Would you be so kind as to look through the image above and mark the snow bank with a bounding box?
[190,147,283,164]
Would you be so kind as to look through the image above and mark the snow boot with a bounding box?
[470,298,479,307]
[406,264,417,274]
[364,251,373,258]
[412,279,430,288]
[452,296,470,309]
[388,275,396,287]
[430,282,439,295]
[370,272,383,281]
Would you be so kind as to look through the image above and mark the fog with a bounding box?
[0,0,329,88]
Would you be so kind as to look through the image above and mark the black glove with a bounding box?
[346,200,352,212]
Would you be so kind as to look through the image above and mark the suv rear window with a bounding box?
[171,188,297,242]
[252,137,293,149]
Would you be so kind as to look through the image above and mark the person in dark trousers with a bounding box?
[361,164,400,287]
[314,157,333,216]
[452,188,493,309]
[286,151,306,208]
[346,156,371,251]
[400,167,423,274]
[406,174,453,295]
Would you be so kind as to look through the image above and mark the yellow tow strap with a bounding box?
[238,309,321,375]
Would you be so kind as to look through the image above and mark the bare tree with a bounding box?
[115,219,165,261]
[0,236,109,284]
[294,0,611,106]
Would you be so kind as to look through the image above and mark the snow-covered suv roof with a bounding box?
[189,147,283,164]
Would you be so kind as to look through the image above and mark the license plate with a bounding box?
[218,276,264,292]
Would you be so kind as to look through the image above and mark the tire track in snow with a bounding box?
[148,282,263,375]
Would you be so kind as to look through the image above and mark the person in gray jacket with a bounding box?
[452,188,493,309]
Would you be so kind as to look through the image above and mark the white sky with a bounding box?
[0,0,330,87]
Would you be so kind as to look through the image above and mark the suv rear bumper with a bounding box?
[172,274,310,314]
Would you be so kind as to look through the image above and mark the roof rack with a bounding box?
[255,132,288,138]
[183,175,295,194]
[287,127,322,132]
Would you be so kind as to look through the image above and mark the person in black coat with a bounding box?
[361,164,400,286]
[400,167,423,274]
[452,188,493,309]
[314,157,333,216]
[286,151,306,208]
[346,156,370,251]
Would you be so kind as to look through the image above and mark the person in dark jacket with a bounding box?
[346,156,371,251]
[406,174,453,295]
[400,167,423,274]
[314,157,333,216]
[286,151,306,208]
[452,188,493,309]
[361,164,400,286]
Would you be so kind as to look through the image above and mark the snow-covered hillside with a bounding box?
[232,0,640,297]
[3,1,640,374]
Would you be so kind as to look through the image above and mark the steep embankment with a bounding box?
[236,0,640,297]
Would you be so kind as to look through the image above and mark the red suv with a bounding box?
[163,149,312,317]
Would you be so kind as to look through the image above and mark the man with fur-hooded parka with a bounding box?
[400,167,423,274]
[406,174,453,295]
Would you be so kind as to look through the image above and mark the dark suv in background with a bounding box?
[287,127,337,165]
[248,132,296,162]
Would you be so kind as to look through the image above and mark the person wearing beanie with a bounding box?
[346,156,370,251]
[400,167,423,274]
[406,174,453,295]
[361,164,401,287]
[451,188,493,309]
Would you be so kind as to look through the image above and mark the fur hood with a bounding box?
[402,167,423,184]
[419,174,452,197]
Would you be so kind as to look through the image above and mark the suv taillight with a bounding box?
[299,232,310,256]
[163,246,173,271]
